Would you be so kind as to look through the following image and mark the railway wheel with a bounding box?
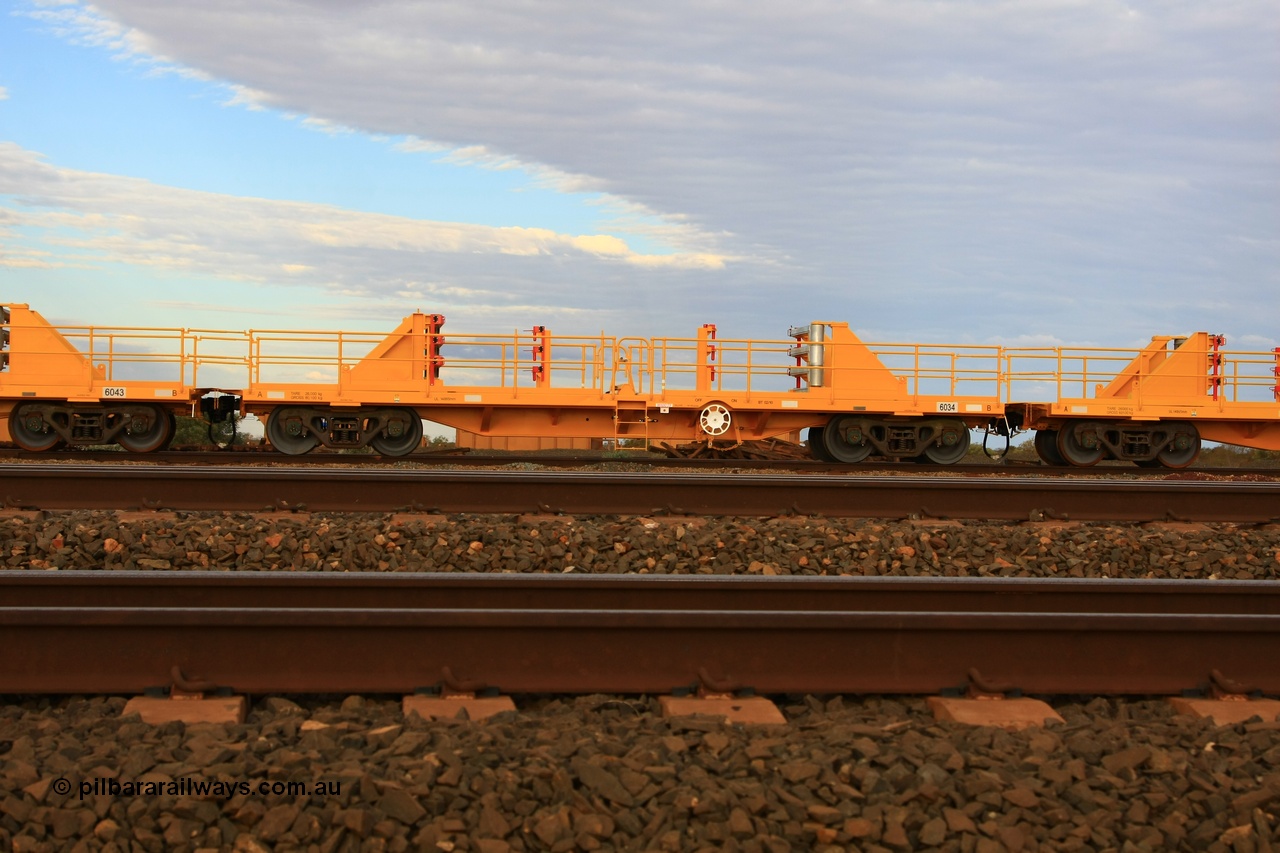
[699,403,732,437]
[1033,430,1066,466]
[921,421,970,464]
[268,407,320,455]
[821,416,872,463]
[807,427,835,462]
[10,404,62,452]
[370,408,424,456]
[118,406,174,453]
[162,410,178,450]
[1056,422,1104,467]
[1156,422,1200,469]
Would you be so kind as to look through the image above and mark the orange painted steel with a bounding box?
[1,303,1277,462]
[1005,332,1280,457]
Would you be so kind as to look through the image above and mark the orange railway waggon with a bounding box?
[0,303,1276,467]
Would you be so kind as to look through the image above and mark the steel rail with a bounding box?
[3,446,1278,479]
[1,463,1278,520]
[2,573,1277,696]
[4,571,1279,614]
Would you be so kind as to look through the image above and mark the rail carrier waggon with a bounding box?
[0,303,1277,467]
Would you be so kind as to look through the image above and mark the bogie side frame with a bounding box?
[0,304,1276,467]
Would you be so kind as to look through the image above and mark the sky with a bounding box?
[0,0,1277,359]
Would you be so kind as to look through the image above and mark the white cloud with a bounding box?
[0,143,724,267]
[10,0,1280,345]
[221,84,270,112]
[0,143,729,334]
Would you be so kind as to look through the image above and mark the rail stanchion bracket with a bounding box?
[122,666,247,725]
[927,668,1064,731]
[1168,670,1280,726]
[773,502,808,518]
[1027,508,1070,522]
[1209,668,1261,698]
[658,666,786,725]
[403,667,516,721]
[965,667,1020,698]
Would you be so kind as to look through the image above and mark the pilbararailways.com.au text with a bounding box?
[61,777,343,800]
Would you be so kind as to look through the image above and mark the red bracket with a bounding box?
[1209,334,1225,401]
[529,326,548,383]
[1273,348,1280,400]
[702,324,717,384]
[426,314,446,384]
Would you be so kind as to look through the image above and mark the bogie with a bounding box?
[10,403,174,452]
[813,416,971,465]
[1045,421,1203,468]
[266,406,425,456]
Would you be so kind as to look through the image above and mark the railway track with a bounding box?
[1,463,1278,520]
[2,445,1279,479]
[3,572,1278,696]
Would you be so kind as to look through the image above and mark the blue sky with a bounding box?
[0,16,612,229]
[1,2,677,330]
[0,0,1277,354]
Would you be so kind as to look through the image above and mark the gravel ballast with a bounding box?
[3,694,1280,852]
[4,509,1280,851]
[1,511,1278,580]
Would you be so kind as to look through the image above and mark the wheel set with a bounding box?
[117,408,174,453]
[9,404,64,452]
[820,415,873,463]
